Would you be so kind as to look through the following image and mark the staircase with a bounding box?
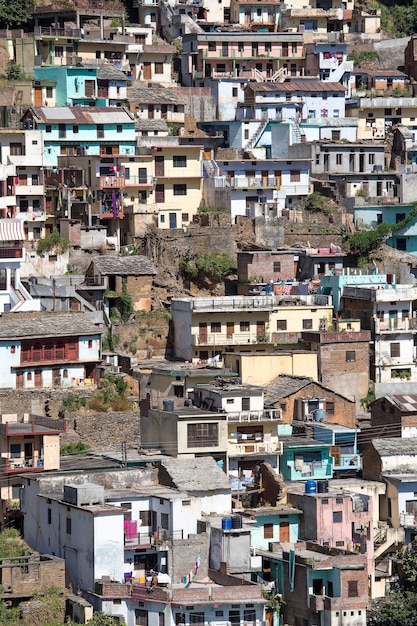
[244,120,268,152]
[270,67,289,83]
[291,119,305,144]
[202,159,219,178]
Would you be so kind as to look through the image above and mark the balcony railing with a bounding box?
[193,332,272,346]
[34,26,81,38]
[229,177,281,189]
[5,457,44,472]
[99,208,124,219]
[125,175,154,186]
[125,529,184,546]
[400,512,417,528]
[0,417,66,436]
[226,408,282,422]
[374,317,417,332]
[0,246,23,259]
[228,441,282,456]
[99,175,126,189]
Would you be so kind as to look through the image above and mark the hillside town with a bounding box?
[1,0,417,624]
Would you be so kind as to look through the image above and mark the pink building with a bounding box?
[181,32,305,84]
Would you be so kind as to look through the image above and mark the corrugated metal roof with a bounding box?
[31,106,134,124]
[247,81,346,93]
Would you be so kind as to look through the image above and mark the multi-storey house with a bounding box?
[171,294,333,363]
[229,0,281,30]
[346,96,417,140]
[354,204,417,255]
[0,310,103,389]
[205,157,310,222]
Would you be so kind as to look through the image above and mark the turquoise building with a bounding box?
[245,506,301,551]
[355,204,417,255]
[318,269,390,312]
[279,438,333,481]
[22,106,136,168]
[34,65,128,107]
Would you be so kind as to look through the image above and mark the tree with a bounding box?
[6,61,24,81]
[180,252,234,284]
[0,0,33,28]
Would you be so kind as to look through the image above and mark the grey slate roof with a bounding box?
[96,64,129,81]
[0,311,103,340]
[92,255,157,276]
[135,119,169,131]
[129,85,187,106]
[371,437,417,456]
[263,375,313,404]
[161,457,231,492]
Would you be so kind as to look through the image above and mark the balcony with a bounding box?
[332,452,361,471]
[34,26,81,38]
[400,512,417,528]
[226,408,282,422]
[228,440,282,456]
[309,594,325,612]
[0,246,23,259]
[99,207,124,219]
[193,332,272,346]
[343,285,416,302]
[125,529,184,547]
[99,175,126,189]
[125,175,154,187]
[374,317,417,333]
[229,176,280,189]
[15,185,44,196]
[0,417,66,436]
[4,457,44,473]
[29,211,46,222]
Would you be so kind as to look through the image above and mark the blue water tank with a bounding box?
[222,517,232,530]
[163,400,174,411]
[314,409,325,422]
[305,480,317,494]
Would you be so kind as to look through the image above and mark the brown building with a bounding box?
[369,394,417,439]
[405,35,417,83]
[0,553,65,598]
[301,320,371,407]
[237,250,300,294]
[264,374,356,428]
[84,255,157,312]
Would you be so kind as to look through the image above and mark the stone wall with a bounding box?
[62,410,141,450]
[169,533,209,585]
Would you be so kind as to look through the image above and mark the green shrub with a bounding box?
[180,252,234,283]
[36,229,69,256]
[60,441,90,456]
[303,192,331,214]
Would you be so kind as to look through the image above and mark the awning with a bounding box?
[0,220,25,241]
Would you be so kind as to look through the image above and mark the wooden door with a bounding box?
[34,87,43,106]
[16,371,23,389]
[85,80,95,97]
[155,156,165,177]
[148,105,154,119]
[280,521,290,542]
[227,321,234,338]
[274,170,281,187]
[199,322,208,343]
[257,321,266,339]
[261,170,268,184]
[143,62,151,79]
[34,370,42,388]
[155,184,165,203]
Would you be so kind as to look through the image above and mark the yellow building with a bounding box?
[223,350,318,385]
[171,294,333,362]
[0,413,65,520]
[346,97,417,140]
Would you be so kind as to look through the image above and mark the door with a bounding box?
[34,370,42,388]
[169,213,177,229]
[155,156,165,177]
[34,87,43,106]
[280,521,290,542]
[85,80,95,97]
[257,321,266,339]
[151,510,157,534]
[199,322,208,343]
[16,371,23,389]
[148,105,154,119]
[227,321,234,339]
[143,62,151,79]
[155,184,165,203]
[24,442,33,466]
[274,170,281,188]
[261,170,268,185]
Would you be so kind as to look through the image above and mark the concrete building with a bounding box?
[354,204,417,255]
[370,394,417,439]
[342,283,417,383]
[0,310,103,389]
[346,97,417,140]
[171,294,333,363]
[223,351,319,386]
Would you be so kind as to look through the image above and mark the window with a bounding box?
[45,125,52,133]
[159,613,165,626]
[173,155,187,167]
[326,401,334,416]
[182,213,189,222]
[336,541,344,546]
[240,321,250,332]
[58,124,66,138]
[264,523,273,539]
[336,497,343,504]
[232,87,238,97]
[332,130,340,141]
[88,340,93,349]
[211,322,221,333]
[173,184,187,195]
[139,510,151,526]
[73,125,79,134]
[48,508,52,524]
[27,372,32,381]
[11,345,15,354]
[55,46,64,57]
[290,170,300,182]
[369,153,375,165]
[155,63,164,74]
[273,261,281,272]
[10,443,21,458]
[336,154,342,165]
[302,319,312,330]
[117,124,122,133]
[187,422,219,448]
[189,613,204,625]
[62,369,68,379]
[66,517,72,534]
[277,320,287,331]
[97,124,104,138]
[333,511,342,523]
[396,238,407,251]
[136,609,148,626]
[208,41,216,51]
[346,350,356,362]
[161,513,169,529]
[390,342,400,357]
[348,581,358,597]
[396,213,406,223]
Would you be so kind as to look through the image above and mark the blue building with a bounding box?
[355,204,417,255]
[311,422,361,476]
[279,437,333,481]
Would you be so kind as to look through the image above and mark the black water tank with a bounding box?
[232,515,242,529]
[317,480,329,494]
